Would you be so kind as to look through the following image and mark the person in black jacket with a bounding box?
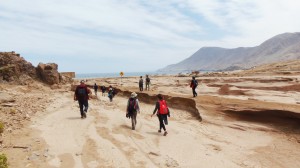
[190,76,198,97]
[74,80,91,119]
[151,94,170,136]
[93,83,98,96]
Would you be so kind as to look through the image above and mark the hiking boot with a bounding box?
[83,112,87,118]
[158,130,161,133]
[163,131,168,136]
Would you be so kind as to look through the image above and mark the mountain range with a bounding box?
[158,32,300,72]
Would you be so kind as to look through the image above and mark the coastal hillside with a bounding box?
[159,32,300,72]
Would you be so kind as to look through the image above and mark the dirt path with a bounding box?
[27,91,300,168]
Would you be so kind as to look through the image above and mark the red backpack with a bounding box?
[159,100,168,114]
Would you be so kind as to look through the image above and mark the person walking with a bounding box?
[190,76,198,97]
[93,83,98,96]
[145,75,151,91]
[126,92,140,130]
[74,80,91,119]
[101,85,106,97]
[151,94,170,136]
[139,76,143,91]
[108,85,114,102]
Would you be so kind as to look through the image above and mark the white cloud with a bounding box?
[0,0,299,73]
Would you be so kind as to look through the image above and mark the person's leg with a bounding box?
[78,100,84,118]
[192,87,196,97]
[131,111,137,130]
[158,115,166,131]
[163,114,168,125]
[82,100,88,118]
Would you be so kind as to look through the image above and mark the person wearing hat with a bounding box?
[74,80,91,119]
[126,92,140,130]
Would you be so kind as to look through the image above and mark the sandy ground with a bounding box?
[1,74,300,168]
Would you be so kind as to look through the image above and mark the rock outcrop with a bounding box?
[36,63,60,85]
[0,52,72,85]
[0,52,37,83]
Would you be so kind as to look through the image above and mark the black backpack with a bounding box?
[146,77,150,83]
[77,87,87,97]
[127,98,136,113]
[193,80,198,87]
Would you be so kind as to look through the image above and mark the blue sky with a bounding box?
[1,0,300,73]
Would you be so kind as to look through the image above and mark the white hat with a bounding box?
[131,92,137,98]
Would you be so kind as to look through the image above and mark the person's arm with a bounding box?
[151,102,159,117]
[136,99,140,113]
[167,108,170,117]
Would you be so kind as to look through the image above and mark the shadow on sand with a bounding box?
[66,117,82,120]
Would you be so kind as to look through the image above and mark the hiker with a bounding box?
[139,76,143,91]
[151,94,170,136]
[126,92,140,130]
[101,85,106,96]
[145,75,151,91]
[108,85,114,102]
[93,83,98,96]
[190,76,198,97]
[74,80,91,119]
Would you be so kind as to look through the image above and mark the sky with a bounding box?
[1,0,300,73]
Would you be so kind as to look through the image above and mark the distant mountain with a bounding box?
[158,32,300,72]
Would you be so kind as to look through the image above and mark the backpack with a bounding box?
[146,77,150,83]
[191,80,198,88]
[139,79,143,85]
[77,87,87,98]
[194,80,198,87]
[159,100,168,114]
[127,98,136,113]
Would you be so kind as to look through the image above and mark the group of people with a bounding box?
[93,83,110,97]
[74,81,116,118]
[125,92,170,136]
[139,75,151,91]
[74,76,198,135]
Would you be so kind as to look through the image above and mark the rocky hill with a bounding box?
[0,52,71,85]
[159,32,300,72]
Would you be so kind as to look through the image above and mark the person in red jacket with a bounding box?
[74,80,91,119]
[151,94,170,136]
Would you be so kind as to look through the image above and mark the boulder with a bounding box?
[36,63,60,85]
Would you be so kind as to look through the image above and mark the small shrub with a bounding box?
[0,122,4,134]
[0,154,8,168]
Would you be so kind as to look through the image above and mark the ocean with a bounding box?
[75,71,168,79]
